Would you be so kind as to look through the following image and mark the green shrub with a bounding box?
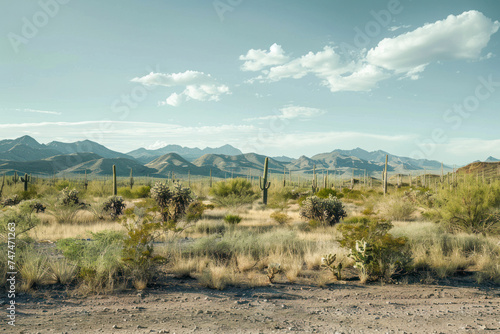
[432,177,500,234]
[194,220,227,235]
[185,201,206,222]
[209,178,257,207]
[0,206,40,238]
[150,182,193,224]
[381,194,416,221]
[270,211,292,225]
[338,220,411,282]
[186,236,234,263]
[316,188,341,199]
[299,195,346,226]
[224,214,242,225]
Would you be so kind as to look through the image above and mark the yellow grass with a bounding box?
[29,221,125,241]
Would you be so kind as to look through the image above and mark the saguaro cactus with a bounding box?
[84,170,89,190]
[383,155,388,195]
[12,171,19,185]
[112,165,117,196]
[0,173,5,198]
[20,173,30,192]
[209,168,213,188]
[129,168,134,189]
[259,157,271,205]
[312,165,318,193]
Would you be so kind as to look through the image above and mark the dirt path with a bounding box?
[5,279,500,334]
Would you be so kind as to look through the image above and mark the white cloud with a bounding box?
[131,70,230,106]
[17,108,61,115]
[241,11,499,93]
[388,25,411,32]
[246,105,326,121]
[367,10,500,74]
[239,43,289,71]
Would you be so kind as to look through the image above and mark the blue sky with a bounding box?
[1,0,499,165]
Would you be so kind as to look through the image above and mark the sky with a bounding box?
[1,0,500,165]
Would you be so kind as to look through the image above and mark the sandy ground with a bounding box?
[3,277,499,334]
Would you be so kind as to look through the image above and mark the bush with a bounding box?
[299,195,346,226]
[381,194,416,221]
[1,194,20,207]
[432,177,500,234]
[316,188,341,199]
[338,219,411,282]
[102,196,126,219]
[224,214,242,225]
[270,211,292,225]
[60,187,86,207]
[0,206,40,238]
[185,201,206,222]
[209,178,257,207]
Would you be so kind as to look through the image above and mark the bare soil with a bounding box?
[4,277,499,334]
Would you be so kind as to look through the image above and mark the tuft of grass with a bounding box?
[48,258,77,285]
[198,264,232,290]
[20,251,49,291]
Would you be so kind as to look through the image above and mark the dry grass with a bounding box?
[20,252,49,291]
[198,264,234,290]
[29,221,125,241]
[48,258,77,285]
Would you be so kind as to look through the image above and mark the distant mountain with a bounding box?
[193,153,285,176]
[486,156,499,162]
[330,147,448,171]
[0,153,102,175]
[146,153,224,177]
[271,156,295,163]
[127,144,243,163]
[0,136,61,161]
[47,140,133,160]
[65,158,156,176]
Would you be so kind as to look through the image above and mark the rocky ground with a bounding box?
[3,276,500,334]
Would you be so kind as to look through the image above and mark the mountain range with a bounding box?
[0,135,488,178]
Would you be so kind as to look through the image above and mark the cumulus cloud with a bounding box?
[246,105,325,121]
[367,10,500,74]
[239,43,289,71]
[131,70,230,106]
[241,11,499,92]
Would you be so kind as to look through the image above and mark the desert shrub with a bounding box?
[341,188,362,200]
[57,230,125,293]
[186,236,234,264]
[185,201,206,222]
[199,264,232,290]
[338,219,411,282]
[380,194,416,221]
[19,188,38,201]
[270,211,292,225]
[1,194,20,207]
[316,188,341,199]
[209,178,257,207]
[102,196,126,219]
[194,220,228,235]
[299,195,346,226]
[224,214,242,225]
[0,206,40,239]
[432,177,500,234]
[135,185,151,198]
[121,209,164,287]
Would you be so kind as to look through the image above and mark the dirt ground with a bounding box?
[4,277,499,334]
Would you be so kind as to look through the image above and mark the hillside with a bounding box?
[128,144,243,163]
[0,153,102,175]
[64,158,157,176]
[146,153,225,177]
[456,161,500,180]
[47,140,133,160]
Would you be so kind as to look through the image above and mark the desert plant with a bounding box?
[19,250,48,291]
[260,157,271,205]
[270,211,292,225]
[1,194,20,207]
[299,195,347,226]
[48,258,77,285]
[185,201,206,222]
[102,196,126,219]
[224,214,242,225]
[151,182,193,225]
[321,253,343,280]
[350,240,372,283]
[210,178,257,207]
[432,177,500,234]
[267,263,282,283]
[60,187,85,207]
[0,206,40,238]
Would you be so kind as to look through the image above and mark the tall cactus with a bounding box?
[283,167,286,187]
[0,173,5,198]
[112,165,117,196]
[383,155,388,195]
[12,171,19,185]
[20,173,30,192]
[312,165,318,193]
[129,168,134,189]
[259,157,271,205]
[84,170,89,190]
[209,168,213,188]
